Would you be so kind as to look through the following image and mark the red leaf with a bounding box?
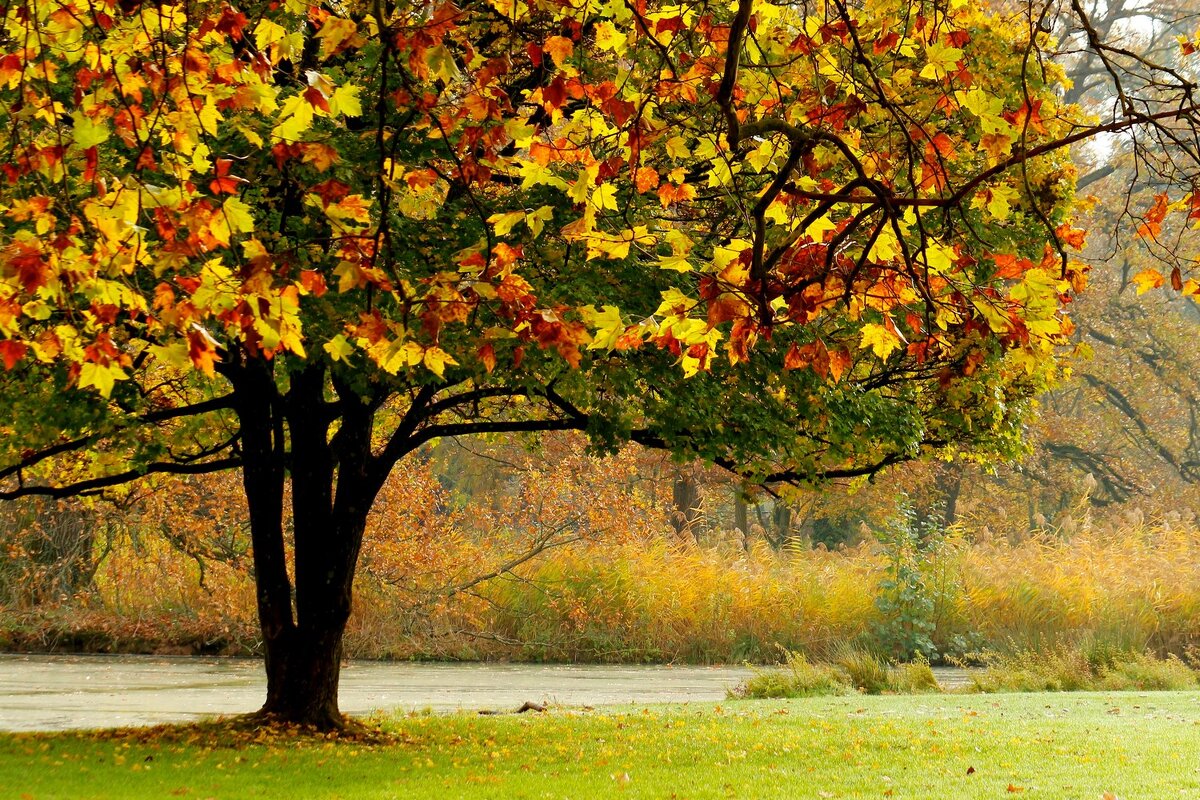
[135,146,157,172]
[8,243,48,292]
[216,7,249,40]
[209,176,242,195]
[187,330,219,376]
[309,179,351,204]
[526,42,543,68]
[304,85,331,113]
[0,340,27,370]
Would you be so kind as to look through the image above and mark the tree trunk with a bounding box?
[772,503,792,545]
[941,466,962,528]
[734,489,748,534]
[229,358,377,729]
[259,625,344,727]
[672,470,700,541]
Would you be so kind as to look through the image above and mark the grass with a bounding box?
[738,646,1200,699]
[966,648,1200,693]
[734,649,942,698]
[3,694,1200,798]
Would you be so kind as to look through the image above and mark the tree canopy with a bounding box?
[1,0,1198,726]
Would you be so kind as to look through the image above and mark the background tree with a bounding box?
[1,0,1197,727]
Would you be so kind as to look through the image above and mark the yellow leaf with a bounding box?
[923,242,958,273]
[424,44,461,83]
[805,214,838,243]
[527,206,554,238]
[323,334,355,362]
[255,18,287,48]
[334,261,363,292]
[858,322,902,360]
[594,22,627,53]
[665,136,691,160]
[869,226,900,262]
[658,254,693,272]
[582,304,624,350]
[78,362,127,397]
[593,184,619,211]
[330,84,362,117]
[518,159,569,191]
[655,287,699,317]
[713,239,751,271]
[920,42,962,81]
[1131,268,1165,295]
[148,341,191,370]
[489,210,526,236]
[191,143,213,174]
[985,185,1019,221]
[223,197,256,235]
[273,94,314,142]
[423,346,458,377]
[316,18,358,59]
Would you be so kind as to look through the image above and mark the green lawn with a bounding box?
[3,692,1200,798]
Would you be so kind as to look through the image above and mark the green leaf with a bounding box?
[71,113,110,149]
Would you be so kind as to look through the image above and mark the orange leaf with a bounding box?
[543,35,574,66]
[1137,193,1169,240]
[299,270,328,297]
[300,142,340,172]
[635,166,659,193]
[784,343,804,370]
[478,343,496,373]
[828,348,851,382]
[1055,223,1086,250]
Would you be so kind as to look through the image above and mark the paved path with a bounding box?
[0,654,970,731]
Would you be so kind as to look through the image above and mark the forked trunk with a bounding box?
[229,358,379,730]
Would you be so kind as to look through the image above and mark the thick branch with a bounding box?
[0,457,242,501]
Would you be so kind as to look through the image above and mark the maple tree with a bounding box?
[1,0,1198,727]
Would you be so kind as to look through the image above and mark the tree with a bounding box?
[1,0,1197,727]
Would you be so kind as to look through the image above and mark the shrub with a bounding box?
[870,505,942,662]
